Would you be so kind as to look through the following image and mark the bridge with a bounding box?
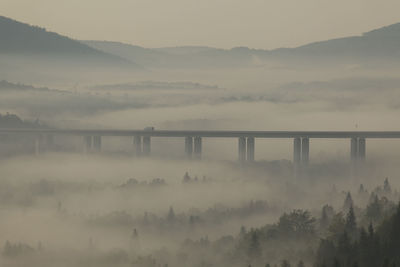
[1,129,400,166]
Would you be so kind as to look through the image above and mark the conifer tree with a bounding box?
[248,231,261,259]
[167,206,175,222]
[345,205,357,240]
[343,192,354,212]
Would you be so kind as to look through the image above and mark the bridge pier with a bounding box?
[351,137,358,163]
[301,138,309,166]
[93,136,102,153]
[133,136,142,156]
[194,137,202,160]
[142,136,151,156]
[293,137,301,167]
[185,137,193,159]
[294,137,311,176]
[358,138,366,161]
[246,137,255,162]
[351,137,366,165]
[238,137,246,162]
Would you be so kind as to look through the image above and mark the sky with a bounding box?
[1,0,400,49]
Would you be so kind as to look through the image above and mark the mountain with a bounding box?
[82,41,264,69]
[2,14,400,70]
[270,23,400,63]
[84,22,400,68]
[0,16,138,68]
[82,40,169,67]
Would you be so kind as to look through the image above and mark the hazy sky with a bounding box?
[1,0,400,49]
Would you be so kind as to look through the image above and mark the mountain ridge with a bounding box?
[0,15,138,68]
[83,21,400,68]
[2,14,400,69]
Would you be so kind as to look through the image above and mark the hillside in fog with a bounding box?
[270,22,400,62]
[84,22,400,68]
[0,15,137,69]
[2,1,400,266]
[2,14,400,72]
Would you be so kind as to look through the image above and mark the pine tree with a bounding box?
[281,260,291,267]
[337,231,352,264]
[367,223,374,237]
[240,226,247,236]
[343,192,354,212]
[383,259,390,267]
[366,195,381,223]
[384,178,391,193]
[131,228,138,239]
[183,172,191,183]
[358,184,365,194]
[167,206,175,222]
[345,205,357,240]
[248,231,261,259]
[315,239,336,266]
[333,258,341,267]
[320,205,334,230]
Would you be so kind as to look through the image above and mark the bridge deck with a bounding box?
[1,129,400,138]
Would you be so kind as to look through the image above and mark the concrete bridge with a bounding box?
[1,128,400,166]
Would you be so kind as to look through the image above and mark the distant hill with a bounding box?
[89,80,219,91]
[0,16,138,68]
[0,112,44,128]
[0,80,67,93]
[3,14,400,70]
[85,22,400,68]
[270,23,400,63]
[82,40,169,67]
[82,41,262,68]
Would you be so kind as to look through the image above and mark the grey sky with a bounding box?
[1,0,400,49]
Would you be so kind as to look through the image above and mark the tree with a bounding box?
[358,224,380,267]
[131,228,138,239]
[337,231,352,265]
[320,205,335,230]
[183,172,191,183]
[248,230,261,259]
[240,226,247,236]
[358,184,365,194]
[281,260,291,267]
[358,227,370,267]
[316,202,400,267]
[384,178,391,194]
[297,260,305,267]
[328,213,345,242]
[167,206,175,222]
[366,195,382,223]
[277,209,316,238]
[343,192,354,212]
[345,205,357,240]
[315,239,336,266]
[333,258,341,267]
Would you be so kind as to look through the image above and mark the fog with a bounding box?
[1,12,400,267]
[0,151,399,266]
[2,0,400,49]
